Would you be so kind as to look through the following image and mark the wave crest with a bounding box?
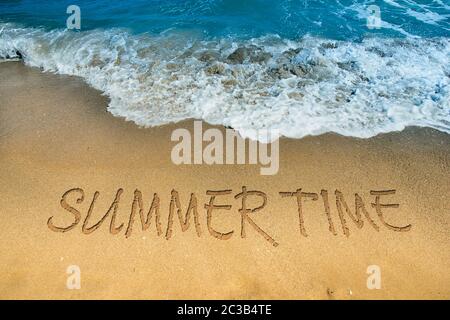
[1,24,449,139]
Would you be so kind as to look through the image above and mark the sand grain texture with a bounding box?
[0,62,449,299]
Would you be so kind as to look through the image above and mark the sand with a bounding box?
[0,61,449,299]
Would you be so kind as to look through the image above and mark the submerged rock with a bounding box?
[205,63,225,75]
[282,48,302,58]
[221,78,237,86]
[1,50,23,60]
[198,51,220,63]
[250,51,272,63]
[227,47,249,64]
[268,64,291,79]
[321,42,338,49]
[15,50,23,59]
[268,63,308,79]
[227,46,272,64]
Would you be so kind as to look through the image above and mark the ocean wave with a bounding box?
[1,23,449,139]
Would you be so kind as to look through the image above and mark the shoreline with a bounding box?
[1,61,449,299]
[2,22,449,140]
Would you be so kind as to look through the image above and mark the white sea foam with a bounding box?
[1,24,449,140]
[406,8,448,25]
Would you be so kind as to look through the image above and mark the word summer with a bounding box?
[47,187,412,246]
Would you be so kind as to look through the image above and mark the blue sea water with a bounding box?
[0,1,449,138]
[1,0,449,39]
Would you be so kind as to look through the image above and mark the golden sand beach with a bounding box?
[0,61,449,299]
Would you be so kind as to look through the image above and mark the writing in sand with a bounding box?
[47,186,412,246]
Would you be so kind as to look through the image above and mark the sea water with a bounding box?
[0,0,449,139]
